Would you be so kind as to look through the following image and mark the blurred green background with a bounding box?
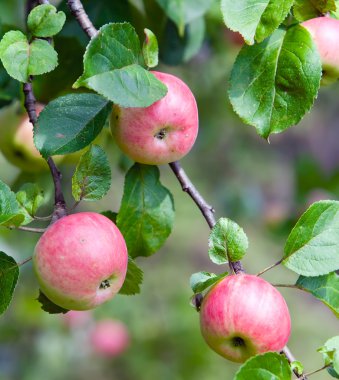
[0,1,338,379]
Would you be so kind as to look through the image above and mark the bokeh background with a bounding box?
[0,1,338,379]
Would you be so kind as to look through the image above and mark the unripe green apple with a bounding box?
[200,274,291,363]
[110,71,199,165]
[302,17,339,86]
[0,102,62,172]
[33,212,128,311]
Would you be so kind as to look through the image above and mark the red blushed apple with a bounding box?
[200,274,291,363]
[110,71,199,165]
[90,319,130,357]
[33,212,128,311]
[302,17,339,86]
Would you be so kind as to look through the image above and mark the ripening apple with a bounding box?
[33,212,128,311]
[302,17,339,86]
[199,274,291,363]
[110,71,199,165]
[0,102,62,172]
[90,319,130,357]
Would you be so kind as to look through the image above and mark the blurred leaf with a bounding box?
[318,336,339,374]
[160,17,205,65]
[156,0,212,36]
[296,272,339,317]
[16,183,44,225]
[0,31,58,82]
[0,179,25,227]
[119,256,143,295]
[74,23,167,107]
[283,201,339,276]
[235,352,292,379]
[0,252,19,315]
[229,25,321,139]
[27,4,66,37]
[290,361,304,376]
[143,28,159,68]
[221,0,294,45]
[293,0,336,21]
[328,367,339,378]
[37,290,68,314]
[35,93,110,158]
[72,145,111,202]
[117,164,175,258]
[190,271,228,294]
[208,218,248,264]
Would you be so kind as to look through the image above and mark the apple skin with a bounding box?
[199,274,291,363]
[110,71,199,165]
[90,319,130,357]
[0,102,63,172]
[33,212,128,311]
[302,17,339,86]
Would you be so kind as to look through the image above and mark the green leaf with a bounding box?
[160,17,205,65]
[0,31,58,82]
[190,271,228,294]
[221,0,294,45]
[16,183,44,225]
[156,0,213,36]
[80,64,167,108]
[293,0,336,21]
[74,23,167,107]
[283,201,339,276]
[119,256,143,295]
[101,210,118,223]
[34,93,110,158]
[143,28,159,68]
[290,361,304,376]
[117,164,175,258]
[235,352,292,380]
[72,145,111,202]
[318,336,339,373]
[208,218,248,264]
[0,180,25,227]
[296,272,339,317]
[328,367,339,379]
[37,290,68,314]
[229,25,321,139]
[27,4,66,37]
[0,252,19,315]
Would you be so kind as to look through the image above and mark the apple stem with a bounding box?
[18,256,32,267]
[256,259,283,277]
[304,364,331,377]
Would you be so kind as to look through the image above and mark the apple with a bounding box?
[302,17,339,86]
[0,102,63,172]
[33,212,128,311]
[199,274,291,363]
[110,71,199,165]
[90,319,130,357]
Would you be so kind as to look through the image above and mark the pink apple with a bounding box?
[302,17,339,85]
[33,212,128,311]
[110,71,199,165]
[90,319,130,357]
[200,274,291,363]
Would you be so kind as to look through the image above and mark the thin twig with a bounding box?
[304,364,330,377]
[282,346,308,380]
[34,215,53,221]
[274,284,299,289]
[169,161,244,275]
[16,226,46,233]
[18,256,33,267]
[66,0,98,38]
[256,259,283,276]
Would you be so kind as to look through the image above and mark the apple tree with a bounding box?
[0,0,338,379]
